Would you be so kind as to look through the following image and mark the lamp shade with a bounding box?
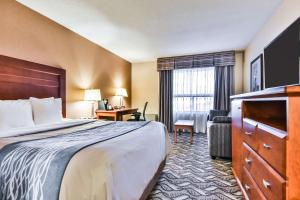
[84,89,101,101]
[115,88,128,97]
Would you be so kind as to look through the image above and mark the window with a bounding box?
[173,67,214,112]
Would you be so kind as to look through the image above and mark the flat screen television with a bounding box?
[264,17,300,89]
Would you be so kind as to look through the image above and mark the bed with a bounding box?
[0,55,170,200]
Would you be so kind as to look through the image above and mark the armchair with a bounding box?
[207,110,232,159]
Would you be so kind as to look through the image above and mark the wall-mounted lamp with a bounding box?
[84,89,101,118]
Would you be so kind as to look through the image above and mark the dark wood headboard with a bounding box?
[0,55,66,117]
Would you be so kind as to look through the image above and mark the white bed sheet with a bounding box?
[0,120,171,200]
[61,121,170,200]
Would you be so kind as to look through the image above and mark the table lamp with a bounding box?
[115,88,128,108]
[84,89,101,118]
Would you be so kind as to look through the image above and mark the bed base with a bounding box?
[140,158,166,200]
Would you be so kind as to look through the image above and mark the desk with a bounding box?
[96,108,138,121]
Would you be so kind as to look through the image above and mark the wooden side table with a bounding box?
[174,120,194,144]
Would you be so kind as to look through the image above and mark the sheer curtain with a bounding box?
[173,67,214,133]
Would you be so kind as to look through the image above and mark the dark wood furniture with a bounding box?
[231,85,300,200]
[0,55,66,117]
[96,108,138,121]
[174,120,194,144]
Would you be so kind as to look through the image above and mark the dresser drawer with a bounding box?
[243,143,286,200]
[242,167,266,200]
[243,119,258,150]
[257,126,286,177]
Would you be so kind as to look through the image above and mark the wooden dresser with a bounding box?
[231,85,300,200]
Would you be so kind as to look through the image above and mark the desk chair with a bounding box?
[128,102,148,121]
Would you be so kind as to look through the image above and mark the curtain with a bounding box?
[173,67,214,133]
[173,67,214,112]
[159,70,173,132]
[157,51,235,133]
[213,66,234,111]
[157,51,235,71]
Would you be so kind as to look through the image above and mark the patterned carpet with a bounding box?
[148,133,243,200]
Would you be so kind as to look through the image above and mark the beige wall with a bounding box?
[234,51,244,94]
[131,52,244,114]
[132,61,159,115]
[0,0,131,118]
[243,0,300,92]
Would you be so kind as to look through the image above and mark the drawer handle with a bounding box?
[237,107,241,110]
[263,179,271,189]
[263,143,271,149]
[245,131,253,136]
[244,184,250,191]
[245,158,252,164]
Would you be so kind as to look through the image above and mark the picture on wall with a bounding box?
[250,54,263,92]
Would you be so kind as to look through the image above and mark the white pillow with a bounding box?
[54,98,63,117]
[0,100,35,130]
[30,97,63,125]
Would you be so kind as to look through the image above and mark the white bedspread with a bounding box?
[0,120,171,200]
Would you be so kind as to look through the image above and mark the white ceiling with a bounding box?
[17,0,282,63]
